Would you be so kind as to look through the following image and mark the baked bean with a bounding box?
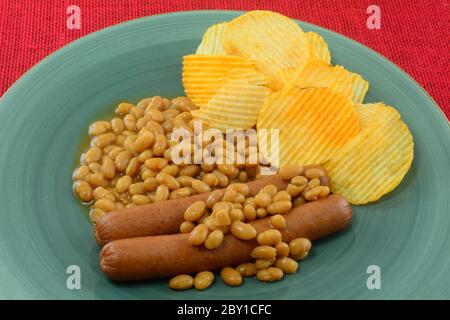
[262,184,278,197]
[161,120,174,133]
[217,164,235,176]
[213,201,232,212]
[134,132,154,152]
[243,197,254,205]
[115,150,132,172]
[257,229,282,246]
[189,224,209,245]
[123,114,137,131]
[291,251,309,261]
[213,209,232,226]
[289,238,312,256]
[88,163,102,174]
[74,181,93,202]
[304,186,330,201]
[93,133,115,149]
[232,202,243,209]
[308,178,321,189]
[212,169,229,187]
[125,157,140,177]
[138,149,153,162]
[293,197,306,207]
[291,175,308,187]
[222,189,236,202]
[136,118,150,131]
[194,271,214,290]
[287,183,304,197]
[147,108,164,123]
[89,208,105,223]
[148,96,164,110]
[200,163,215,173]
[202,173,219,187]
[177,176,195,187]
[251,246,277,260]
[93,187,115,202]
[152,134,167,156]
[110,117,125,134]
[236,263,257,277]
[161,164,179,177]
[243,204,257,221]
[116,102,133,115]
[89,173,106,188]
[179,221,195,233]
[256,208,268,218]
[279,165,304,181]
[205,230,224,249]
[129,182,145,195]
[84,147,102,164]
[227,183,250,197]
[267,201,292,215]
[107,146,123,160]
[73,165,90,180]
[230,221,257,240]
[93,198,116,212]
[89,121,111,136]
[169,274,194,290]
[255,258,275,270]
[131,195,151,205]
[205,189,223,209]
[220,267,242,287]
[179,165,200,177]
[192,180,211,194]
[156,172,180,190]
[115,135,126,146]
[229,208,244,221]
[163,108,180,120]
[141,178,157,192]
[237,171,248,183]
[233,193,245,204]
[256,267,284,282]
[270,214,286,230]
[155,184,169,202]
[305,167,325,179]
[184,201,206,222]
[254,192,272,208]
[273,191,291,202]
[170,187,191,199]
[275,242,290,258]
[130,106,145,119]
[145,158,168,171]
[101,156,116,179]
[141,168,157,180]
[275,257,298,274]
[116,175,132,193]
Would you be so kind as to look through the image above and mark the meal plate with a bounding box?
[0,11,449,299]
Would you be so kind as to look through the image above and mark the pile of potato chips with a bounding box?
[182,10,414,205]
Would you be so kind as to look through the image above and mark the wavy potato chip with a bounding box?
[325,104,414,204]
[257,86,360,166]
[306,31,331,64]
[207,69,269,95]
[222,11,311,91]
[191,78,271,131]
[182,54,256,107]
[196,22,228,55]
[285,60,369,103]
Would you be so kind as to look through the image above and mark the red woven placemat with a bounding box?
[0,0,448,119]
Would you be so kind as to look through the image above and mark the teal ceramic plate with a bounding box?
[0,11,449,299]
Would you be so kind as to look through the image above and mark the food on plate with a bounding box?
[196,22,228,55]
[182,54,256,107]
[325,103,414,204]
[306,31,331,64]
[95,165,329,246]
[257,86,360,167]
[99,194,351,281]
[222,10,311,90]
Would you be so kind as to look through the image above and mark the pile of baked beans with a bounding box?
[72,96,259,222]
[169,166,330,290]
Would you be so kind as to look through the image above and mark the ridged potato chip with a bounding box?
[191,78,271,131]
[196,22,228,55]
[306,31,331,64]
[182,54,256,107]
[325,104,413,204]
[222,11,311,91]
[207,69,269,95]
[257,86,360,166]
[286,60,369,103]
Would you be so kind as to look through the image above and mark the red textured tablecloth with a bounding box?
[0,0,448,119]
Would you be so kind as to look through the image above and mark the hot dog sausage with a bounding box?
[100,194,351,281]
[95,166,329,246]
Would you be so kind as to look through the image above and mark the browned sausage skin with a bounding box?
[94,165,329,246]
[100,194,351,281]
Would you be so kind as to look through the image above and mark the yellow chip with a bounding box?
[355,102,400,128]
[222,11,311,91]
[325,105,414,205]
[306,31,331,64]
[207,68,269,96]
[182,54,256,107]
[257,86,360,166]
[191,78,271,131]
[196,22,228,55]
[286,60,369,103]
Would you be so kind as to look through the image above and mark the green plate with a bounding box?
[0,11,449,300]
